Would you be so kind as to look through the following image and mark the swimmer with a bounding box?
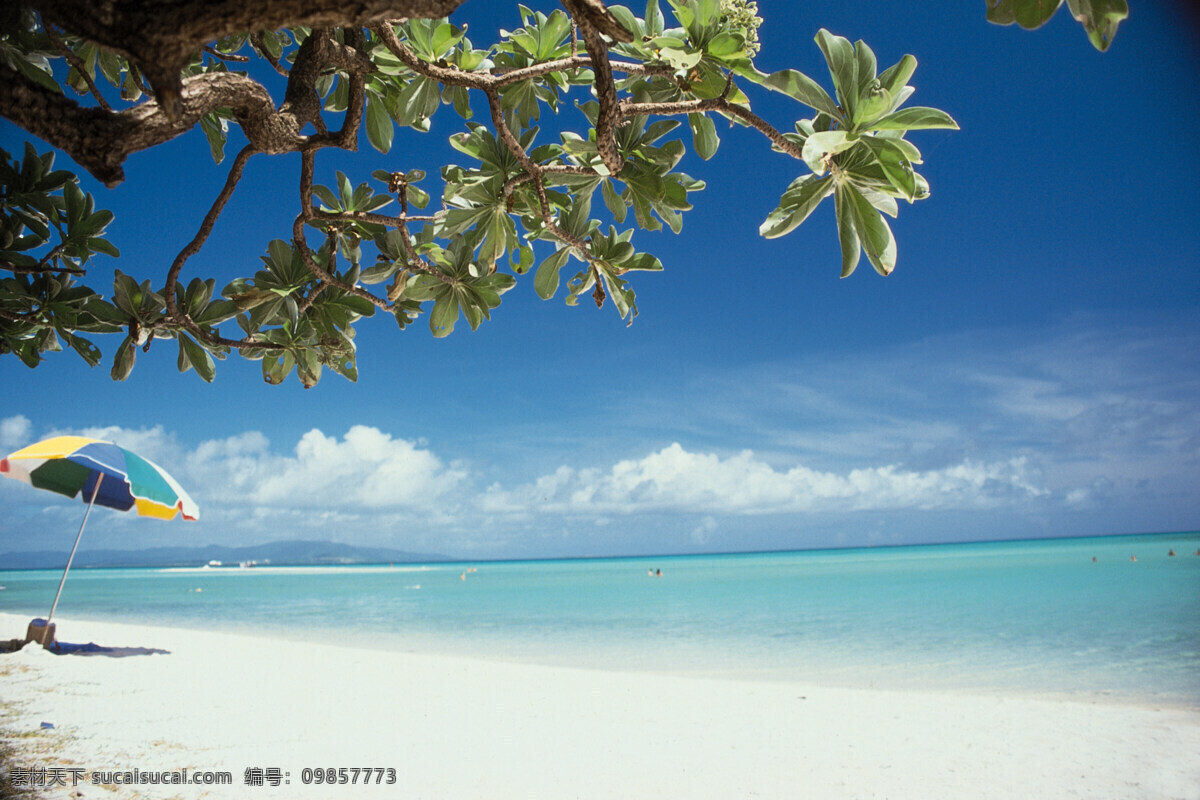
[1130,555,1137,562]
[1168,549,1176,557]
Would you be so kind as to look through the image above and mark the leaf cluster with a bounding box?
[752,30,958,276]
[0,144,121,367]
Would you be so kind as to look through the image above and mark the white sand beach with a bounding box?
[2,612,1198,800]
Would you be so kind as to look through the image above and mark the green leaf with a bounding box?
[1064,0,1128,51]
[75,209,114,238]
[843,183,896,276]
[111,336,136,380]
[365,93,394,154]
[658,42,704,70]
[429,294,459,337]
[88,238,120,258]
[755,69,842,121]
[262,350,294,385]
[759,175,835,239]
[706,32,745,58]
[193,298,239,326]
[96,49,122,87]
[814,29,859,121]
[601,179,627,223]
[801,130,856,175]
[832,185,860,278]
[258,30,284,60]
[406,185,430,209]
[392,300,422,330]
[199,112,228,164]
[178,334,216,382]
[58,329,101,367]
[688,113,719,160]
[853,39,878,101]
[877,54,917,98]
[864,138,918,201]
[296,348,322,388]
[11,52,65,94]
[535,247,570,299]
[511,244,534,274]
[430,21,467,57]
[397,75,441,126]
[986,0,1063,30]
[868,107,960,132]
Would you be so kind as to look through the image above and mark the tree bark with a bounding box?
[2,64,302,186]
[20,0,467,118]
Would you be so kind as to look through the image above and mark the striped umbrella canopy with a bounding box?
[1,435,198,645]
[1,435,198,521]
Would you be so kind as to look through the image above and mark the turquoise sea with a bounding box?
[2,533,1198,706]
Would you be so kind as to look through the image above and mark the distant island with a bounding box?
[0,539,453,570]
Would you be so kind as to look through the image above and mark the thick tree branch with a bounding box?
[561,0,626,176]
[1,23,379,189]
[24,0,467,119]
[1,64,304,186]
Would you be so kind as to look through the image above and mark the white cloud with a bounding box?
[187,425,468,512]
[482,443,1049,517]
[0,415,33,450]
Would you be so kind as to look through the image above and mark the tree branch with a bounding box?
[45,26,113,113]
[561,0,626,176]
[0,64,305,186]
[295,150,391,311]
[619,96,806,161]
[24,0,468,120]
[164,145,267,351]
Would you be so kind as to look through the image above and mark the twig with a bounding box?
[164,145,267,350]
[203,45,250,63]
[294,150,391,310]
[251,33,291,76]
[620,96,806,161]
[45,26,113,113]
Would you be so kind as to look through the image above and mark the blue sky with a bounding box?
[2,1,1198,559]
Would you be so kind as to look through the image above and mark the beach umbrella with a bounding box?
[0,435,199,643]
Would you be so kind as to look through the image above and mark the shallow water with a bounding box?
[3,533,1198,705]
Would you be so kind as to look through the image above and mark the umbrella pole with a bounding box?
[42,472,104,646]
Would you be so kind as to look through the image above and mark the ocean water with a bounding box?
[2,533,1198,706]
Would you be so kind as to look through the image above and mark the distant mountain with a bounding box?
[0,540,453,569]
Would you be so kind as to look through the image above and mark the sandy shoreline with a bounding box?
[1,612,1198,800]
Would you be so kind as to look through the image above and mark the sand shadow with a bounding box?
[50,641,171,657]
[0,638,169,657]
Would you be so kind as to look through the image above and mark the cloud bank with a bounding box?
[482,443,1046,516]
